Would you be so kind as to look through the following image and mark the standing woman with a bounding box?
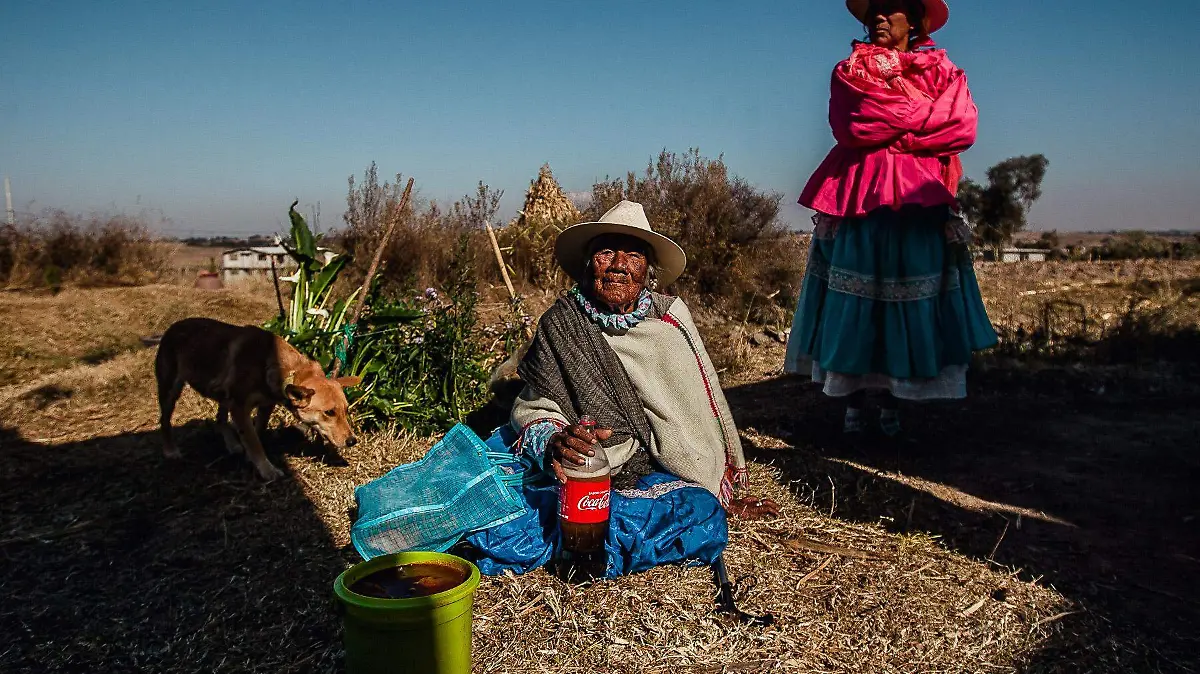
[784,0,997,435]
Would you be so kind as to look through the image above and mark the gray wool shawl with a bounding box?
[516,291,674,452]
[514,292,747,500]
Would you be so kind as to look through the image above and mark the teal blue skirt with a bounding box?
[784,205,997,399]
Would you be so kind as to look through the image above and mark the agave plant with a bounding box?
[266,201,489,434]
[267,202,428,370]
[267,202,357,347]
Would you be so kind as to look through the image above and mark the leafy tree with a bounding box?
[958,154,1049,254]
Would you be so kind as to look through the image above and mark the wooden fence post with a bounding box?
[331,177,415,378]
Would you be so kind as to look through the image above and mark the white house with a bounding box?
[1000,247,1049,263]
[221,246,335,283]
[977,247,1050,263]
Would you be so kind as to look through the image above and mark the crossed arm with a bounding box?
[829,66,977,157]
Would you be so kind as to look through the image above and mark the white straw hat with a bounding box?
[555,200,687,286]
[846,0,949,34]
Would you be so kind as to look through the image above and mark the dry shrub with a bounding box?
[584,149,806,321]
[338,154,806,318]
[0,210,173,289]
[338,163,497,293]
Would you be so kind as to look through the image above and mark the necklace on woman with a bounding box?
[570,286,653,330]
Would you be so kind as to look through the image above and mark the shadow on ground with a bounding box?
[4,348,1199,672]
[0,421,353,673]
[727,361,1200,673]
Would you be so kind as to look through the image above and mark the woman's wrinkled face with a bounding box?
[866,0,914,50]
[587,234,652,312]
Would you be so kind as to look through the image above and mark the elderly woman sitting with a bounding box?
[467,201,778,578]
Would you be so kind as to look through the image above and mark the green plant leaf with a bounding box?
[364,306,425,324]
[288,201,318,260]
[309,254,349,308]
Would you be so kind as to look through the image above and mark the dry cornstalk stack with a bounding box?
[499,164,581,289]
[514,163,581,229]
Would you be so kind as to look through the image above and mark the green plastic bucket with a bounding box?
[334,552,482,674]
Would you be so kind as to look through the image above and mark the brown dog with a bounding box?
[155,317,360,480]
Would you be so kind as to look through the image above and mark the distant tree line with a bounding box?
[958,155,1199,261]
[1013,230,1200,261]
[179,234,277,248]
[1087,231,1200,261]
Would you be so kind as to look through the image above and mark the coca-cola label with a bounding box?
[559,477,611,524]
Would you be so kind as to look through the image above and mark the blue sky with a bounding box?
[2,0,1198,235]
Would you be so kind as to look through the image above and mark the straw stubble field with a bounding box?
[1,260,1197,673]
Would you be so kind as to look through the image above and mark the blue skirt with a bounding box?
[466,428,728,578]
[784,205,997,399]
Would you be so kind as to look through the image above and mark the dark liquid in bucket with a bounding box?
[350,563,467,599]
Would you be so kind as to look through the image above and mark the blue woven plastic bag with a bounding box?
[351,424,529,559]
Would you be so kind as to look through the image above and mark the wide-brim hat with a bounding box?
[555,200,687,287]
[846,0,949,34]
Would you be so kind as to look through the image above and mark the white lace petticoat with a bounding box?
[786,356,968,400]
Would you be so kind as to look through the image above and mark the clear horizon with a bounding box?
[3,1,1198,237]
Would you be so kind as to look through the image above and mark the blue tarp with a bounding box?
[468,427,728,578]
[351,424,728,578]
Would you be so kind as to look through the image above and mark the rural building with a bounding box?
[1001,248,1049,263]
[978,247,1050,263]
[221,246,334,283]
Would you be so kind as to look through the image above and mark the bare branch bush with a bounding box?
[338,163,500,293]
[0,210,173,289]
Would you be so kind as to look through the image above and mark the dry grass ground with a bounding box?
[0,281,277,388]
[1,263,1197,673]
[975,260,1200,344]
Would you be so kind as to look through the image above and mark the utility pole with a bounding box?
[4,177,13,225]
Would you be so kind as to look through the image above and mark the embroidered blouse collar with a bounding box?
[848,37,943,73]
[570,286,653,331]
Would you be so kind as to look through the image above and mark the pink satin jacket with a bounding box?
[799,40,977,217]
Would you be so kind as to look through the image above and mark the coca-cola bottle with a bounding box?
[557,415,611,581]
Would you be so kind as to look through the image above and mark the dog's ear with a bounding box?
[334,375,362,388]
[285,384,315,408]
